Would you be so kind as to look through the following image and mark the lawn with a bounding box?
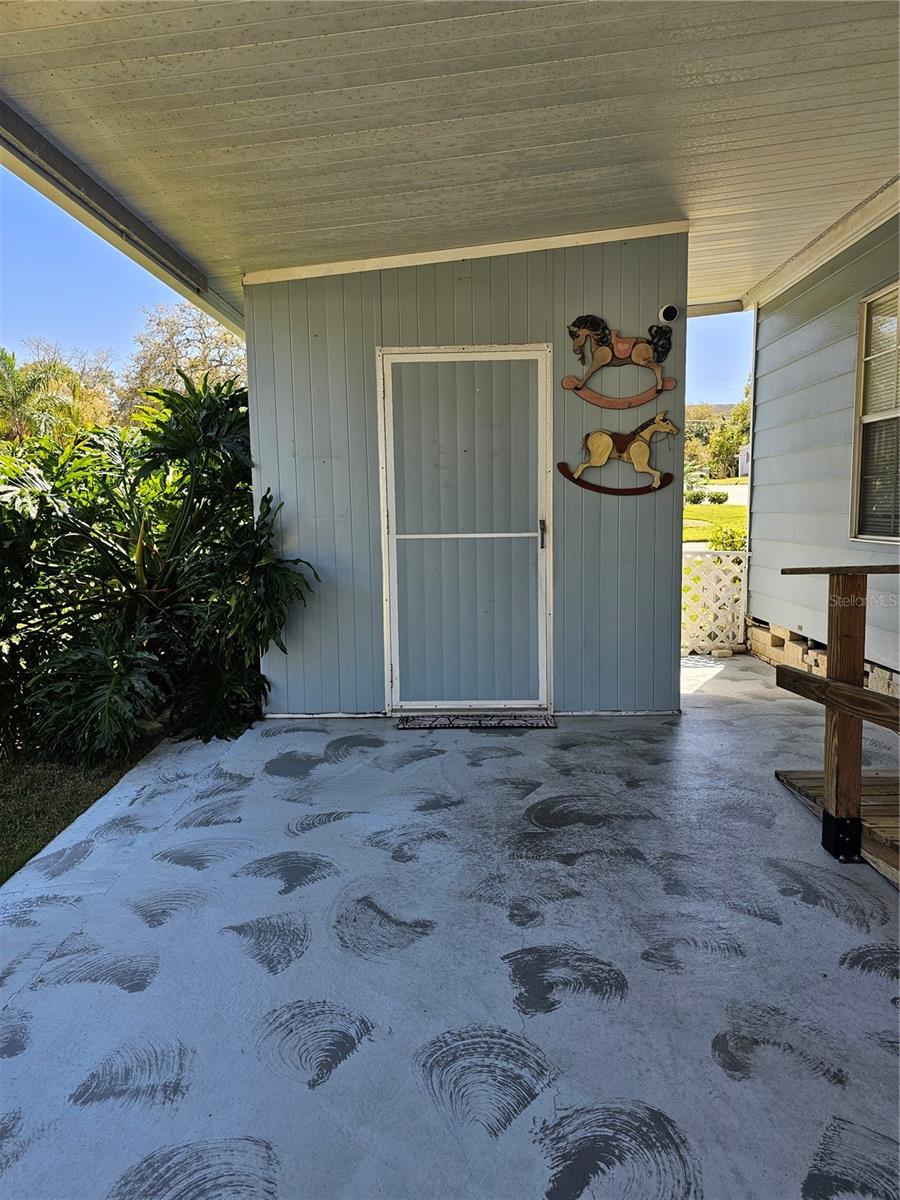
[683,503,748,543]
[0,760,130,884]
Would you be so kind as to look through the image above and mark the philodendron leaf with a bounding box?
[5,373,316,763]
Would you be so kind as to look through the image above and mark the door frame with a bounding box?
[376,344,554,713]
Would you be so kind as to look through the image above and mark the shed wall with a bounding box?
[749,218,899,670]
[246,233,687,713]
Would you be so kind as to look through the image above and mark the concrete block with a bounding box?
[783,639,809,668]
[866,664,899,698]
[768,628,787,649]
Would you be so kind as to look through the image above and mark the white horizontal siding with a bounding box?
[753,373,858,432]
[755,233,898,352]
[752,410,854,460]
[748,218,899,670]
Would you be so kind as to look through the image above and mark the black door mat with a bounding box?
[397,713,557,729]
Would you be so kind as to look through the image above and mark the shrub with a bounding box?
[684,488,706,504]
[0,373,317,763]
[708,526,748,551]
[706,490,728,504]
[683,465,709,492]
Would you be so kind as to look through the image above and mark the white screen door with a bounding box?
[378,346,551,711]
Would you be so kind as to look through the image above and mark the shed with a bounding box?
[1,0,897,712]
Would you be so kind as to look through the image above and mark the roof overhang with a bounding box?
[0,2,896,317]
[0,98,244,334]
[741,175,899,309]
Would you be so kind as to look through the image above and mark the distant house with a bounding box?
[738,444,751,478]
[1,3,896,712]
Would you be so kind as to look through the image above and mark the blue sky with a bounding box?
[1,165,753,402]
[0,167,181,369]
[686,308,754,408]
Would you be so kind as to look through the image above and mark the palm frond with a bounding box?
[2,370,317,762]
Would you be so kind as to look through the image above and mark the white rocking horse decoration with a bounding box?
[558,411,680,495]
[562,314,677,409]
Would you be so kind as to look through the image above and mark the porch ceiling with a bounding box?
[1,1,897,317]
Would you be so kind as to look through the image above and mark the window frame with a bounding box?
[849,280,899,544]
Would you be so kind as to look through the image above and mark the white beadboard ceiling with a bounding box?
[0,0,897,318]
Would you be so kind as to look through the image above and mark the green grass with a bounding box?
[0,760,130,884]
[712,476,749,486]
[682,503,748,543]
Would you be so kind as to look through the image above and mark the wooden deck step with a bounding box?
[776,770,899,888]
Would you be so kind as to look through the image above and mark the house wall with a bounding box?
[749,218,899,670]
[245,232,687,714]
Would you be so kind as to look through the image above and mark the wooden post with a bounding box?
[777,564,899,866]
[822,572,867,859]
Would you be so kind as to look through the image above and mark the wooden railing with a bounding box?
[775,564,899,863]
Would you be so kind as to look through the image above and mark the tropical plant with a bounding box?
[0,373,316,763]
[0,344,116,442]
[0,348,72,441]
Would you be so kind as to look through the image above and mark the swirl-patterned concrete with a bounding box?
[1,657,897,1199]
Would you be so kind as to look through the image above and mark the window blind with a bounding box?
[857,285,899,538]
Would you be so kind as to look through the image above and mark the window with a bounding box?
[852,283,899,540]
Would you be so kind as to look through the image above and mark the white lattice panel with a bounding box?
[681,550,748,652]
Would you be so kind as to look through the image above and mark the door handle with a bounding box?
[539,519,546,549]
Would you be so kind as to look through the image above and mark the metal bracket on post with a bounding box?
[776,565,899,871]
[821,812,864,863]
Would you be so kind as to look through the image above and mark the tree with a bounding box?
[707,382,751,478]
[0,349,71,441]
[684,404,729,446]
[684,431,711,471]
[685,403,722,424]
[23,337,116,429]
[0,342,116,442]
[116,303,246,415]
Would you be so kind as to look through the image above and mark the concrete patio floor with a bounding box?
[1,656,898,1200]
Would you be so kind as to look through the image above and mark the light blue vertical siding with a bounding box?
[246,232,687,713]
[749,219,899,670]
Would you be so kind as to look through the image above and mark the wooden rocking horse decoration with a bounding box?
[557,411,679,495]
[562,314,677,409]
